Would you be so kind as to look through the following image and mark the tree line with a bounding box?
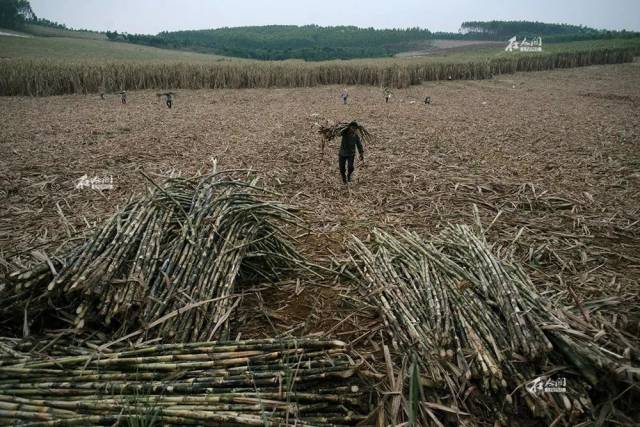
[460,21,597,38]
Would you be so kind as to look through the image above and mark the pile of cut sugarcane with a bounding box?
[0,338,366,426]
[1,170,306,342]
[345,225,639,425]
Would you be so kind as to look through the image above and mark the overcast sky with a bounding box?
[29,0,640,34]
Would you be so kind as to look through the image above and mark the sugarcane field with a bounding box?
[1,3,640,426]
[1,59,639,426]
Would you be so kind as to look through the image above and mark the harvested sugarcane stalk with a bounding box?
[343,225,639,426]
[318,121,372,156]
[1,169,307,343]
[0,338,367,426]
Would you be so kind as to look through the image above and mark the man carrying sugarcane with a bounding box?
[384,87,392,103]
[338,121,364,184]
[340,88,348,105]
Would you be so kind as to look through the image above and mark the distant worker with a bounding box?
[338,121,364,185]
[340,88,349,105]
[424,96,431,105]
[120,91,127,104]
[156,92,176,108]
[384,87,392,103]
[100,93,105,100]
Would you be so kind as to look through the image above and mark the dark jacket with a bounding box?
[339,129,364,158]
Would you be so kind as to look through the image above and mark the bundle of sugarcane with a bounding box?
[318,121,372,155]
[0,338,367,426]
[344,225,639,425]
[1,170,306,343]
[318,122,372,144]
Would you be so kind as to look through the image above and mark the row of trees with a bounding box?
[459,21,639,43]
[461,20,602,40]
[30,17,68,29]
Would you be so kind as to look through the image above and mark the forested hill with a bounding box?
[123,25,433,61]
[120,22,639,61]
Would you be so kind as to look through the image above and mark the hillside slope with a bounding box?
[124,25,434,60]
[0,31,233,62]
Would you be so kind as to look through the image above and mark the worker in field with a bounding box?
[338,121,364,185]
[165,93,173,109]
[340,88,348,105]
[384,87,392,103]
[120,91,127,104]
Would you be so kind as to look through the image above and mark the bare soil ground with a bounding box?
[430,40,505,49]
[1,63,639,340]
[395,39,505,57]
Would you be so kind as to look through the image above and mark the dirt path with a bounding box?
[395,39,504,57]
[0,30,31,38]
